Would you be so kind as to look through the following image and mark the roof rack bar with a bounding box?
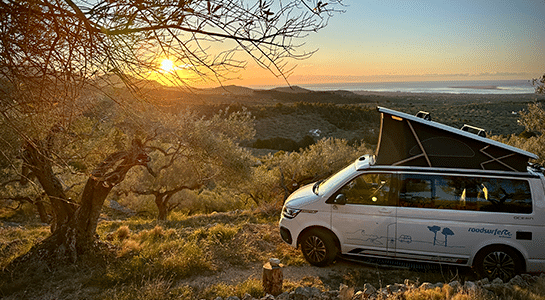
[415,111,431,121]
[461,124,486,137]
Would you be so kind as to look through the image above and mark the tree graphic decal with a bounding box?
[441,227,454,247]
[428,225,441,245]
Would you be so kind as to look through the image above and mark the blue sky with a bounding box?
[238,0,545,86]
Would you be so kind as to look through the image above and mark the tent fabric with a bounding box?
[374,107,538,172]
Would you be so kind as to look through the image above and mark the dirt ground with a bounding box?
[180,254,479,293]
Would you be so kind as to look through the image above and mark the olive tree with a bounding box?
[244,138,373,206]
[0,0,343,262]
[120,107,256,220]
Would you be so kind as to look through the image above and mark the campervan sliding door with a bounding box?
[395,173,472,265]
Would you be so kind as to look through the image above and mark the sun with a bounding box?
[160,59,174,72]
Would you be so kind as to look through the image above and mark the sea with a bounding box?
[254,80,537,94]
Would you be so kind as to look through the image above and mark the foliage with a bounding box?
[533,74,545,94]
[117,106,256,220]
[494,102,545,164]
[0,0,345,264]
[256,137,373,202]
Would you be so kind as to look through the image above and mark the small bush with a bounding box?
[115,225,131,240]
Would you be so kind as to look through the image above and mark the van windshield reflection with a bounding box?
[314,163,356,196]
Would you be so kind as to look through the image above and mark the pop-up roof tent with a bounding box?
[374,107,538,172]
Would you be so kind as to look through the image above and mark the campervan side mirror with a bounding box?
[334,194,347,205]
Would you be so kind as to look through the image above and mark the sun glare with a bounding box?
[160,59,174,72]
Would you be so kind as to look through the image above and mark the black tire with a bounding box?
[474,246,522,282]
[300,229,338,267]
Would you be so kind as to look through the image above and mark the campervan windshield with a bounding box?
[314,163,357,196]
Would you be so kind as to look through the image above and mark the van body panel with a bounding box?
[279,156,545,277]
[331,203,396,257]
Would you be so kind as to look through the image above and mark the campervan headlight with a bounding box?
[282,206,301,219]
[282,206,317,219]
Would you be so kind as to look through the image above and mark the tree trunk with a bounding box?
[20,138,149,262]
[22,140,76,232]
[155,195,169,221]
[35,193,51,224]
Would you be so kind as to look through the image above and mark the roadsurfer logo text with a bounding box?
[468,227,512,238]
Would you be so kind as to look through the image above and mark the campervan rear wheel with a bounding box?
[474,246,522,282]
[300,229,338,267]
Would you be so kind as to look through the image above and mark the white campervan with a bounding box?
[279,107,545,281]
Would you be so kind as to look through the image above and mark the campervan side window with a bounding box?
[399,174,532,214]
[339,173,394,206]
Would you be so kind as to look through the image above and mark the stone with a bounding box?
[478,278,490,286]
[463,281,477,293]
[404,279,416,287]
[363,283,377,297]
[275,292,290,300]
[508,275,528,288]
[352,290,364,300]
[292,286,310,300]
[339,283,354,300]
[448,280,461,291]
[242,293,253,300]
[419,282,434,290]
[491,278,503,285]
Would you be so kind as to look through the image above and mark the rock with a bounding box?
[352,290,364,300]
[491,278,503,285]
[522,274,536,284]
[448,280,461,291]
[214,297,223,300]
[242,293,253,300]
[259,295,274,300]
[463,281,477,293]
[108,199,136,215]
[478,278,490,286]
[292,287,311,300]
[508,275,528,288]
[404,279,417,287]
[363,283,377,297]
[322,290,338,300]
[339,283,354,300]
[275,292,290,300]
[308,287,321,299]
[419,282,434,290]
[226,297,240,300]
[383,283,405,295]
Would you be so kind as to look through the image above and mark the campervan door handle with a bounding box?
[378,207,393,214]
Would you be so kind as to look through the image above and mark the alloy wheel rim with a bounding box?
[304,235,327,263]
[482,251,516,281]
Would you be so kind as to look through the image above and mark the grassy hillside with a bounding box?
[3,87,545,299]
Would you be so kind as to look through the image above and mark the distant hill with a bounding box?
[270,86,312,93]
[94,74,164,89]
[198,85,255,95]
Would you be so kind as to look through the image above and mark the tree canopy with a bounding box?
[0,0,343,262]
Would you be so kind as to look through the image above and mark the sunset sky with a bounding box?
[233,0,545,87]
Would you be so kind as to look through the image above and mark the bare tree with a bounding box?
[0,0,343,262]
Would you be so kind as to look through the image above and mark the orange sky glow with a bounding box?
[153,0,545,88]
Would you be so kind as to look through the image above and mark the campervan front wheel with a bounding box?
[474,246,522,282]
[300,229,338,267]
